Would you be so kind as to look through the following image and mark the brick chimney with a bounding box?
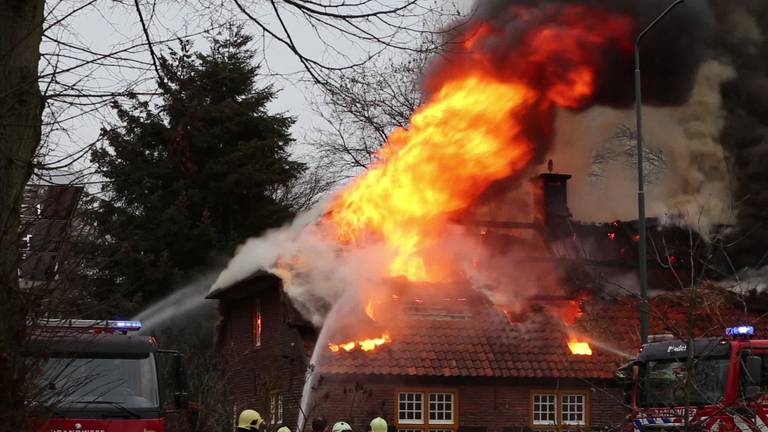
[533,160,572,240]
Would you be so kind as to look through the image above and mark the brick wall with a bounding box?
[218,278,312,430]
[303,376,627,432]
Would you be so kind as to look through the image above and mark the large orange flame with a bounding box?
[328,5,634,283]
[331,77,534,280]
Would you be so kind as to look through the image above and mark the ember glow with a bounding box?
[567,337,593,356]
[554,300,592,355]
[328,341,356,353]
[328,332,391,353]
[328,5,634,283]
[559,300,584,326]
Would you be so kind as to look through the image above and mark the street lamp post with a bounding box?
[635,0,685,345]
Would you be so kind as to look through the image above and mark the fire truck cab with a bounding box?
[26,320,188,432]
[623,326,768,432]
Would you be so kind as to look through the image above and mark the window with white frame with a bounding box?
[398,392,424,424]
[561,394,585,425]
[397,390,458,431]
[531,391,588,429]
[428,393,454,424]
[532,394,556,425]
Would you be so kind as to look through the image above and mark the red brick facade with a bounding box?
[306,375,626,432]
[213,274,315,430]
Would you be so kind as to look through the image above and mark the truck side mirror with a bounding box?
[745,385,761,401]
[173,352,189,409]
[746,356,762,386]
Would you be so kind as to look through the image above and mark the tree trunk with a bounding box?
[0,1,45,430]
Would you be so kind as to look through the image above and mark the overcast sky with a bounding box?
[41,1,469,183]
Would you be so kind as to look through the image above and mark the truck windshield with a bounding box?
[639,358,729,407]
[38,354,160,409]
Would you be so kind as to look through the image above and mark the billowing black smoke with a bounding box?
[711,2,768,270]
[433,0,714,108]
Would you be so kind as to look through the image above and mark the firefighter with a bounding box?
[369,417,387,432]
[312,417,329,432]
[332,421,352,432]
[237,409,265,432]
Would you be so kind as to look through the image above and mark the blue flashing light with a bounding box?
[726,325,754,337]
[109,320,142,331]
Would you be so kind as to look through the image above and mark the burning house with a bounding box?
[206,1,754,431]
[208,259,631,432]
[208,246,764,432]
[207,169,735,432]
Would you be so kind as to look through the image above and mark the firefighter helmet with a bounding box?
[370,418,387,432]
[332,422,352,432]
[237,410,264,431]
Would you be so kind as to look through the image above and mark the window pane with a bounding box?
[398,392,424,424]
[561,394,585,425]
[532,394,556,425]
[428,393,454,424]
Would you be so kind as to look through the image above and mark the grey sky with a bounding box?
[42,1,470,182]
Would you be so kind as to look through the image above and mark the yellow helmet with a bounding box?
[370,418,387,432]
[237,410,264,430]
[277,427,291,432]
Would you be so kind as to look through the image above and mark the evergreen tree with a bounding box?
[88,29,304,312]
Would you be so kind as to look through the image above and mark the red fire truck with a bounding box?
[26,320,189,432]
[623,326,768,432]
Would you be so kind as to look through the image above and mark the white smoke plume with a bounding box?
[210,197,542,325]
[210,201,326,292]
[545,59,735,233]
[719,266,768,295]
